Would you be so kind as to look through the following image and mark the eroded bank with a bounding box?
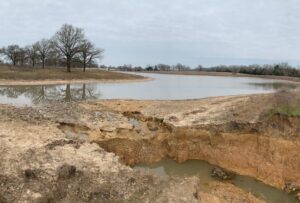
[78,95,300,192]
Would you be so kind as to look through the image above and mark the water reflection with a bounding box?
[0,84,100,105]
[0,73,297,106]
[247,82,297,90]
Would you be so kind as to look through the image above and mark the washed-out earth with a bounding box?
[1,72,300,203]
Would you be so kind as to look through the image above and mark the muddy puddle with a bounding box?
[134,158,297,203]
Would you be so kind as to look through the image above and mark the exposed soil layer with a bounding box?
[92,113,300,190]
[81,94,300,192]
[0,100,266,202]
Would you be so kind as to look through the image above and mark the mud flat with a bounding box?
[1,93,300,202]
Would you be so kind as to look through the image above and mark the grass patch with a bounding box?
[270,107,300,117]
[268,90,300,117]
[0,66,144,81]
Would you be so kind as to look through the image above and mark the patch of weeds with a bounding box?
[268,89,300,117]
[270,107,300,117]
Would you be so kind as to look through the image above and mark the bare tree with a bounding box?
[195,65,204,71]
[157,64,171,71]
[25,45,39,67]
[35,39,51,69]
[173,63,190,71]
[0,45,21,66]
[0,49,4,65]
[78,40,103,72]
[18,48,26,66]
[52,24,85,72]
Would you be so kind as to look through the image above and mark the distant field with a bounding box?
[0,66,144,81]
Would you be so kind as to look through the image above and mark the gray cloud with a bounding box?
[1,0,300,67]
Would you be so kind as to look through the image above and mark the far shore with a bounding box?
[1,66,300,86]
[137,70,300,83]
[0,66,151,86]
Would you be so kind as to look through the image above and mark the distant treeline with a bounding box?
[101,63,191,72]
[203,63,300,77]
[104,62,300,77]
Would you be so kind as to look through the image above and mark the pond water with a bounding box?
[0,73,296,106]
[134,158,297,203]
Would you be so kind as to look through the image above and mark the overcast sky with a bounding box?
[1,0,300,67]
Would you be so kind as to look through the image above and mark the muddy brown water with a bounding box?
[0,73,296,106]
[134,159,297,203]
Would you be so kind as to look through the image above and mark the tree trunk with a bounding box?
[42,57,45,69]
[67,57,71,72]
[83,56,86,72]
[83,59,86,72]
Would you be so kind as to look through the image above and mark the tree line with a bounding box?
[106,62,300,77]
[105,63,192,72]
[202,63,300,77]
[0,24,103,72]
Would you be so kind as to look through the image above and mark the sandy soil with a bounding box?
[91,94,271,126]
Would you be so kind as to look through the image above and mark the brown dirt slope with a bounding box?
[85,93,300,190]
[0,101,265,202]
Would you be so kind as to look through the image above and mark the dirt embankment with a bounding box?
[81,95,300,191]
[0,101,264,203]
[91,112,300,190]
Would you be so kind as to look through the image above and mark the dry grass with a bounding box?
[0,65,144,81]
